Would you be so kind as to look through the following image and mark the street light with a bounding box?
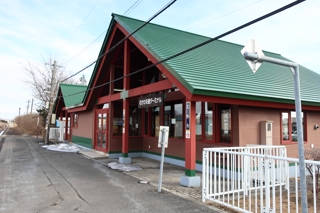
[241,39,308,213]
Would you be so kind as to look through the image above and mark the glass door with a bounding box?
[95,109,109,152]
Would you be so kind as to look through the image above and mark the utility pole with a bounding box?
[45,60,57,145]
[26,99,30,114]
[30,98,34,114]
[19,108,21,116]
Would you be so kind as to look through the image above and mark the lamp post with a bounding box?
[241,40,308,213]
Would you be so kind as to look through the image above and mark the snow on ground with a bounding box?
[41,143,80,153]
[107,162,142,172]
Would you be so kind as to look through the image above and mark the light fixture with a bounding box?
[114,88,125,92]
[161,73,167,79]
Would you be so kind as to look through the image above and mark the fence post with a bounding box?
[202,150,206,202]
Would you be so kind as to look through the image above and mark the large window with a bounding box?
[194,102,230,144]
[142,101,232,143]
[282,111,306,143]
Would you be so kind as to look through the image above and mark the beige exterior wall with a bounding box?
[238,106,320,158]
[238,106,281,146]
[72,110,94,140]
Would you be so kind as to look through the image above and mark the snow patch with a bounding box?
[41,144,80,153]
[107,162,142,172]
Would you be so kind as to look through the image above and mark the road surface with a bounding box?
[0,129,218,213]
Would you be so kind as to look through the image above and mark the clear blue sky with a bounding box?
[0,0,319,120]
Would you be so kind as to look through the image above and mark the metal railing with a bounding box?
[202,146,320,213]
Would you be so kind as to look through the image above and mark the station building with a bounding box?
[54,14,320,186]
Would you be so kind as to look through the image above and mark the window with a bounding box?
[281,111,306,143]
[151,107,160,137]
[129,107,141,136]
[144,108,149,135]
[173,103,183,139]
[219,105,231,143]
[205,102,213,140]
[196,102,202,141]
[72,113,78,128]
[163,101,183,139]
[112,102,122,136]
[195,102,214,142]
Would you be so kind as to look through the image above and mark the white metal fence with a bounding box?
[202,146,320,213]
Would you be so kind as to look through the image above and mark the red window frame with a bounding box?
[281,110,307,144]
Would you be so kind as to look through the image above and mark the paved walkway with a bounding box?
[78,149,228,213]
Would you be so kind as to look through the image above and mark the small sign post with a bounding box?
[158,126,169,192]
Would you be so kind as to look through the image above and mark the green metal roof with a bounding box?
[60,84,87,108]
[113,14,320,106]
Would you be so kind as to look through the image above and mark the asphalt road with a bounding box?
[0,129,217,213]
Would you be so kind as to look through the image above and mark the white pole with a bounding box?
[158,129,165,192]
[243,52,308,212]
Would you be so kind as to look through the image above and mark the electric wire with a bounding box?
[60,0,101,55]
[64,0,143,65]
[123,0,143,16]
[61,0,263,82]
[60,0,177,83]
[57,0,305,105]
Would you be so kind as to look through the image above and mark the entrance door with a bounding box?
[95,109,109,152]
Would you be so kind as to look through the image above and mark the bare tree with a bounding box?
[19,55,78,107]
[79,74,87,85]
[305,148,320,207]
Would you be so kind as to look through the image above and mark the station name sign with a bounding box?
[138,94,163,109]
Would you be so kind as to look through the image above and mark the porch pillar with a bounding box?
[119,39,131,164]
[180,100,200,187]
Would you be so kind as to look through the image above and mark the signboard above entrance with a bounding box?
[138,93,163,109]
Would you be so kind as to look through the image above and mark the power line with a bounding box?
[57,0,305,104]
[64,29,105,64]
[188,0,263,30]
[60,0,101,55]
[63,0,263,80]
[65,0,143,65]
[60,0,177,83]
[123,0,143,16]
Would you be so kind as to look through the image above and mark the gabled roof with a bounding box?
[59,84,87,108]
[110,14,320,105]
[76,13,320,111]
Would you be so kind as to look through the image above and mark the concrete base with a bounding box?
[119,157,131,164]
[180,175,200,187]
